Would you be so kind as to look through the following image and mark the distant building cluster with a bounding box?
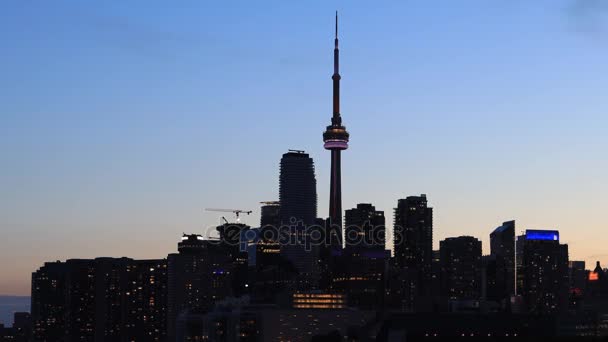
[17,14,608,342]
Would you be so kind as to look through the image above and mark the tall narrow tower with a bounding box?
[323,12,349,249]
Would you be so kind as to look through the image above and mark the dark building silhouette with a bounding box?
[515,234,525,296]
[568,260,586,311]
[31,261,67,341]
[256,201,281,270]
[332,248,390,309]
[217,222,251,297]
[31,258,167,342]
[278,151,319,283]
[12,312,31,341]
[1,312,32,342]
[22,12,603,341]
[249,201,299,303]
[587,261,608,299]
[279,150,317,225]
[322,13,349,250]
[520,229,569,314]
[483,254,504,304]
[390,194,433,312]
[440,236,482,302]
[344,203,385,250]
[332,204,388,309]
[375,313,558,340]
[260,201,281,227]
[487,220,515,304]
[64,259,96,340]
[167,234,232,341]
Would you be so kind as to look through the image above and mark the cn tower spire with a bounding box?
[323,11,349,249]
[335,11,338,41]
[332,11,341,125]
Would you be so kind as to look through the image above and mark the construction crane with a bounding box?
[204,208,252,222]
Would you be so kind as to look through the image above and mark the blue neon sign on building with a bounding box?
[525,229,559,241]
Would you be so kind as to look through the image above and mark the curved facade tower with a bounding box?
[279,150,317,225]
[323,12,349,248]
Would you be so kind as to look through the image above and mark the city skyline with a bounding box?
[2,0,608,297]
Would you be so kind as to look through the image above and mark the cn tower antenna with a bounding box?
[335,11,338,39]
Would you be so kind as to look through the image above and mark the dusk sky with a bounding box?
[2,0,607,296]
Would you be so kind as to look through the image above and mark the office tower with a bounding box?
[520,229,569,314]
[488,220,516,302]
[167,234,232,340]
[390,194,433,311]
[279,150,317,225]
[322,13,349,249]
[344,203,386,250]
[440,236,482,301]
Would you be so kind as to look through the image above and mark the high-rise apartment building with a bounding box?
[31,258,167,342]
[390,194,433,311]
[440,236,483,301]
[344,203,385,250]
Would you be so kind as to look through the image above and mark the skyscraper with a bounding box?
[323,13,349,249]
[344,203,385,250]
[520,229,569,314]
[167,234,232,340]
[440,236,483,301]
[393,195,433,271]
[278,150,319,285]
[488,220,516,302]
[278,150,317,225]
[391,194,434,311]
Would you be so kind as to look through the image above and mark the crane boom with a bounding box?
[204,208,252,222]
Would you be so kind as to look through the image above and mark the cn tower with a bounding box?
[323,12,349,249]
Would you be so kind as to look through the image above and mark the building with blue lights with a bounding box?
[520,229,569,314]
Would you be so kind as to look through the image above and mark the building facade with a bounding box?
[520,229,569,314]
[390,194,434,312]
[31,258,167,342]
[440,236,483,301]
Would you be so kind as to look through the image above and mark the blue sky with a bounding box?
[1,0,607,295]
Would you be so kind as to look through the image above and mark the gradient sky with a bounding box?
[1,0,607,296]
